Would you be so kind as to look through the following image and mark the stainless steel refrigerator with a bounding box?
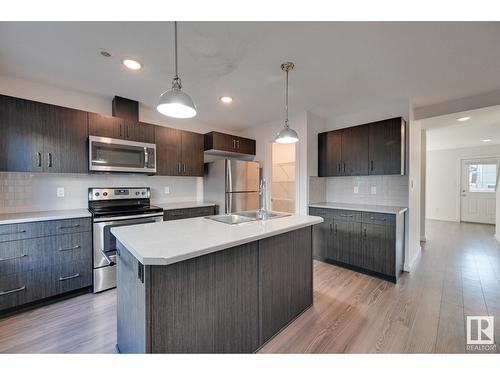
[204,159,260,214]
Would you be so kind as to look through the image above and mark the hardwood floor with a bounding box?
[1,220,499,354]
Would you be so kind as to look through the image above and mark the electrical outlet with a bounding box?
[57,187,65,198]
[164,186,170,194]
[353,186,359,194]
[370,186,377,195]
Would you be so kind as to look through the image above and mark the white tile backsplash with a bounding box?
[326,175,409,206]
[309,175,408,207]
[0,172,201,214]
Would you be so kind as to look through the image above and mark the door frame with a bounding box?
[457,155,500,223]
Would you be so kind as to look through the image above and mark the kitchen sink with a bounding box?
[206,214,256,225]
[205,211,291,225]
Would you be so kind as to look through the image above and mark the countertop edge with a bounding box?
[308,203,408,215]
[114,216,323,266]
[0,210,92,225]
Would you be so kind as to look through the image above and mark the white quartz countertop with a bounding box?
[112,214,323,266]
[0,209,91,225]
[309,202,407,215]
[155,201,216,210]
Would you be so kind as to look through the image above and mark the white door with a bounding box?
[460,159,498,224]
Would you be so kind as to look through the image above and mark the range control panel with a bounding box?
[88,187,151,201]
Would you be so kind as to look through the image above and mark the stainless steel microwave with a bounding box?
[89,136,156,174]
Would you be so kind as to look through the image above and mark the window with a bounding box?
[468,163,497,192]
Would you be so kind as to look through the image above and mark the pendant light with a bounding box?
[275,62,298,144]
[157,21,197,119]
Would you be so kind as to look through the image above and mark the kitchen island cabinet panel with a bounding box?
[146,242,259,353]
[259,227,312,344]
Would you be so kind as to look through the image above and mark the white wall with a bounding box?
[426,144,500,222]
[407,104,421,271]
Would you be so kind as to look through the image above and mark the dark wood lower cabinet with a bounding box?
[309,207,404,282]
[163,206,215,221]
[0,218,92,313]
[116,226,314,353]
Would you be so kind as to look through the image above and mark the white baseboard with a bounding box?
[495,233,500,243]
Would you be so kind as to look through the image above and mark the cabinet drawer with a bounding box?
[332,210,362,222]
[44,218,91,236]
[0,260,92,312]
[0,272,35,311]
[0,217,91,243]
[362,212,395,226]
[164,206,215,221]
[308,207,335,218]
[0,232,92,276]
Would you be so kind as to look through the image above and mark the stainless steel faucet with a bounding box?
[258,178,268,220]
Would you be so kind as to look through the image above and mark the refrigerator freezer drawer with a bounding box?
[226,192,259,213]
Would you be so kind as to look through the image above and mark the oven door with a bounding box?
[93,214,163,268]
[89,135,156,173]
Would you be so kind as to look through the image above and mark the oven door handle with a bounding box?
[101,250,115,266]
[93,212,164,223]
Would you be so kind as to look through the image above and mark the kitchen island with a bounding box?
[111,214,322,353]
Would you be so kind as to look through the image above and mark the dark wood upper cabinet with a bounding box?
[0,95,88,174]
[88,113,125,139]
[318,131,342,177]
[88,113,155,143]
[341,124,369,176]
[368,117,405,175]
[155,126,204,177]
[0,95,45,172]
[181,131,204,177]
[204,131,256,155]
[318,117,405,177]
[45,105,88,173]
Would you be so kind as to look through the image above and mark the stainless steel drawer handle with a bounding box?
[369,216,386,221]
[0,285,26,296]
[340,214,353,217]
[58,245,81,252]
[0,254,28,262]
[0,230,27,236]
[58,224,81,229]
[59,273,80,281]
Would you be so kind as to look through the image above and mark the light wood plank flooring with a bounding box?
[1,220,499,353]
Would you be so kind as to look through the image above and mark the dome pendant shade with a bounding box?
[157,21,197,119]
[275,121,299,144]
[275,62,298,144]
[157,80,197,119]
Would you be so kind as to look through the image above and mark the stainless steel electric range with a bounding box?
[88,187,163,293]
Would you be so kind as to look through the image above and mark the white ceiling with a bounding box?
[424,105,500,150]
[2,22,500,130]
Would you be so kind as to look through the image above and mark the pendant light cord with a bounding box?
[174,21,179,79]
[284,68,289,128]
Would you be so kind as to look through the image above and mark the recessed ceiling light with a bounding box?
[220,96,233,104]
[122,58,142,70]
[483,139,492,142]
[457,116,471,122]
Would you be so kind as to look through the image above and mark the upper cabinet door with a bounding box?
[341,125,369,176]
[318,131,342,177]
[368,117,405,175]
[134,122,155,143]
[88,113,126,139]
[181,131,204,177]
[0,95,45,172]
[234,136,256,155]
[44,106,88,173]
[155,126,182,176]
